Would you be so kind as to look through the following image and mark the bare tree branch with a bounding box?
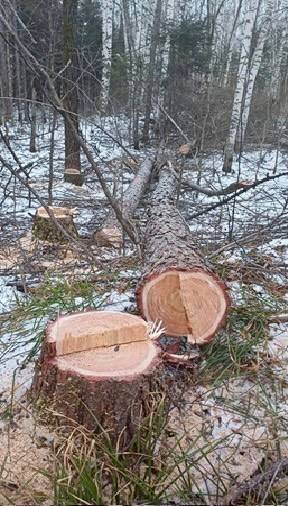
[183,179,253,196]
[224,458,288,505]
[187,171,288,220]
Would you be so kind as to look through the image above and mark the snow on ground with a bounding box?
[0,114,288,503]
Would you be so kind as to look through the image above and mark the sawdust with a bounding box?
[0,405,54,505]
[161,369,288,503]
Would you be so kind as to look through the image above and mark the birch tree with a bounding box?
[101,0,113,108]
[237,12,271,147]
[223,0,260,172]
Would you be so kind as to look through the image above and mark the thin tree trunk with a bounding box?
[29,83,37,152]
[47,0,58,204]
[0,19,13,123]
[23,67,30,122]
[101,0,113,109]
[223,0,259,172]
[142,0,162,143]
[63,0,82,182]
[48,111,57,205]
[121,0,142,149]
[235,18,270,149]
[222,0,243,87]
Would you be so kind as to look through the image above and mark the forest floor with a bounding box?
[0,113,288,504]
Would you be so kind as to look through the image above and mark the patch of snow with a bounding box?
[101,289,134,312]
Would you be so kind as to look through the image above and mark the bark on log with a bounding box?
[32,311,164,446]
[94,158,154,247]
[32,206,77,243]
[136,161,230,344]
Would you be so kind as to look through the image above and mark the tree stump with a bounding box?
[32,206,77,243]
[136,161,230,344]
[32,311,163,446]
[178,141,198,158]
[64,168,84,186]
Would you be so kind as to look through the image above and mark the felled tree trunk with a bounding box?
[136,161,230,344]
[32,311,163,447]
[95,158,154,247]
[32,206,77,243]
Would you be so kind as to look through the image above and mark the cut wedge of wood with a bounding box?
[46,311,148,356]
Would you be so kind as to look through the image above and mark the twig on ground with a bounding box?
[224,458,288,505]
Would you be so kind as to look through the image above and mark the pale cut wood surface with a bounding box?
[47,311,148,356]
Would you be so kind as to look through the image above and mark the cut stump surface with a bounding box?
[32,311,163,445]
[64,169,84,186]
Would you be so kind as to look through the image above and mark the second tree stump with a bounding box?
[32,206,77,243]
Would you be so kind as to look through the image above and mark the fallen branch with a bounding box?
[268,313,288,323]
[183,179,253,196]
[224,458,288,505]
[187,171,288,220]
[156,100,190,143]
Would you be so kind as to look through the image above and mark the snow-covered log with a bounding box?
[32,311,163,446]
[136,161,230,344]
[95,158,154,247]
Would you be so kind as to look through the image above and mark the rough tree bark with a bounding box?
[136,160,230,343]
[95,157,154,247]
[63,0,82,185]
[32,311,163,446]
